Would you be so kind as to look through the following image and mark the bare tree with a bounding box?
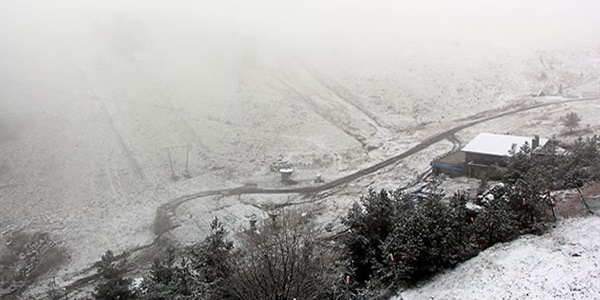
[228,210,343,300]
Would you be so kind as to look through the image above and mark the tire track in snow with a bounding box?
[447,133,462,150]
[133,66,210,152]
[301,66,390,130]
[275,77,370,148]
[72,63,150,184]
[58,41,153,186]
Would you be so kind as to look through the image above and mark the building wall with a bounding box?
[431,150,518,179]
[431,150,466,177]
[466,163,504,179]
[463,152,509,179]
[432,161,464,177]
[464,152,507,167]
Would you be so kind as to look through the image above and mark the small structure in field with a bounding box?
[271,158,294,183]
[279,167,294,182]
[432,133,549,179]
[314,174,325,183]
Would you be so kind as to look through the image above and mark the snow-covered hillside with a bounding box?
[396,216,600,300]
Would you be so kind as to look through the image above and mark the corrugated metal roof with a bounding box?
[462,133,548,157]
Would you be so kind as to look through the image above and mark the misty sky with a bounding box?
[2,0,600,58]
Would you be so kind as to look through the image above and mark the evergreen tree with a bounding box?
[562,112,582,132]
[142,217,234,300]
[188,217,234,285]
[380,195,465,285]
[472,197,519,248]
[343,189,400,284]
[187,217,234,299]
[93,250,137,300]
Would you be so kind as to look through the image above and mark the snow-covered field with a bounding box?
[1,0,600,298]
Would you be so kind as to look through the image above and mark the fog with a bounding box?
[1,1,600,297]
[2,0,600,73]
[2,0,599,131]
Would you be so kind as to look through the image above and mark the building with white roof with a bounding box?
[462,133,548,158]
[432,133,550,179]
[463,133,548,178]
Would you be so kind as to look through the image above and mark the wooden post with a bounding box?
[183,145,191,178]
[168,148,178,181]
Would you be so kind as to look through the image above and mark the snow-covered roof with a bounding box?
[462,133,548,157]
[279,167,294,174]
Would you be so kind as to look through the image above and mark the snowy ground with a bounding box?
[1,1,600,298]
[395,215,600,300]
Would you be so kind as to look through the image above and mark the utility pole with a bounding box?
[167,148,179,181]
[183,144,191,178]
[165,145,193,181]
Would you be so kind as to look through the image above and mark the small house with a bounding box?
[432,133,549,179]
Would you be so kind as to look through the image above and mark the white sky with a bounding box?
[2,0,599,52]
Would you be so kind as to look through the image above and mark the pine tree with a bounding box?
[187,217,234,299]
[343,189,400,284]
[380,195,465,285]
[93,250,137,300]
[142,217,234,300]
[563,112,582,132]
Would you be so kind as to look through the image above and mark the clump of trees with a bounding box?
[342,185,551,290]
[88,212,348,300]
[505,136,600,191]
[138,217,235,300]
